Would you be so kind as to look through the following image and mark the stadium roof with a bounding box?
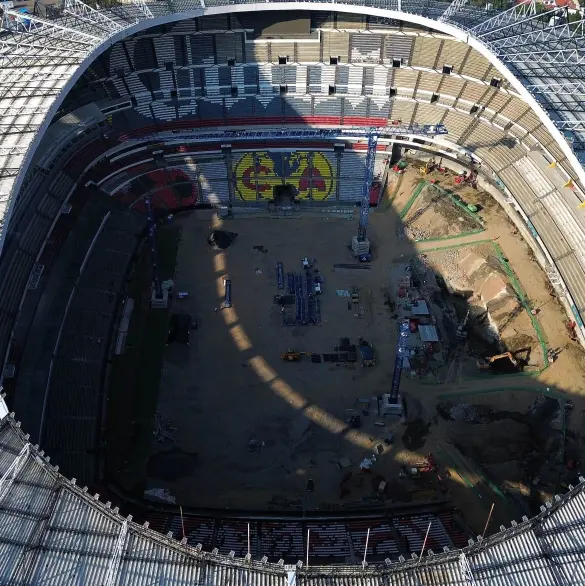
[1,0,585,255]
[0,410,582,584]
[2,3,585,580]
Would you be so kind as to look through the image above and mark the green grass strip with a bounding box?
[438,385,567,401]
[430,183,484,225]
[417,238,495,253]
[398,179,426,218]
[492,242,549,369]
[414,228,485,244]
[384,172,404,206]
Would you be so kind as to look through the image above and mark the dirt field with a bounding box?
[402,183,484,242]
[133,161,585,535]
[150,213,416,510]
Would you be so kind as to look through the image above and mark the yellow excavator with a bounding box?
[477,352,519,372]
[281,350,312,362]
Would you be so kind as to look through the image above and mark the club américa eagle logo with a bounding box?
[235,152,335,201]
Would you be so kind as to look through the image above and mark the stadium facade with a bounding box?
[1,0,585,583]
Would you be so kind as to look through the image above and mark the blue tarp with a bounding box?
[359,344,374,361]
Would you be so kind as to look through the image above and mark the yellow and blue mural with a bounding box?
[234,151,335,201]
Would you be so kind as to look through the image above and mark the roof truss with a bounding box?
[470,0,537,36]
[528,82,585,97]
[0,444,30,502]
[62,0,127,35]
[502,48,585,65]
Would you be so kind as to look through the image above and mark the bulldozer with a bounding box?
[281,350,311,362]
[477,352,519,373]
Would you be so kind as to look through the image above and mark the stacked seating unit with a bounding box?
[260,522,305,560]
[305,523,350,560]
[139,512,468,562]
[347,519,400,558]
[216,520,259,556]
[169,515,216,549]
[395,513,453,554]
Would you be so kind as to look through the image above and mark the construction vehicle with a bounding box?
[358,337,375,367]
[419,158,445,176]
[477,352,519,373]
[392,159,408,173]
[567,320,577,341]
[281,350,311,362]
[454,166,478,189]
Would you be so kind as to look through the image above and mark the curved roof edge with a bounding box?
[1,1,584,256]
[0,401,583,583]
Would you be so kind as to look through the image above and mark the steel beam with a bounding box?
[555,120,585,131]
[527,82,585,97]
[0,39,87,60]
[1,8,102,46]
[0,444,30,503]
[103,520,128,586]
[131,0,154,19]
[0,146,29,156]
[0,105,52,117]
[62,0,126,34]
[470,0,537,36]
[492,19,585,51]
[0,168,23,178]
[439,0,468,23]
[501,49,585,65]
[0,85,63,100]
[0,69,75,86]
[459,552,475,584]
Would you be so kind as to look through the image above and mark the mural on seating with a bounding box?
[115,168,199,212]
[234,152,335,201]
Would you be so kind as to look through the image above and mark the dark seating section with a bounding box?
[41,204,145,485]
[135,511,468,562]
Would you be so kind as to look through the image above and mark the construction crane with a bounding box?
[126,125,448,145]
[353,132,378,257]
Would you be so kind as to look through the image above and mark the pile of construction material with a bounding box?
[282,258,322,326]
[154,412,177,442]
[448,403,492,423]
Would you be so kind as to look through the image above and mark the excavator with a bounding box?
[281,350,312,362]
[477,352,519,373]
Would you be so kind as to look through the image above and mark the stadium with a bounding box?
[0,0,585,583]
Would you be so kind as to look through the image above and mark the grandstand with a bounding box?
[0,1,585,583]
[0,413,582,581]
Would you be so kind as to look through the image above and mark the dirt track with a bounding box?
[140,164,585,535]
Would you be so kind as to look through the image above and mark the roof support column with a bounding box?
[104,520,129,586]
[0,443,29,502]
